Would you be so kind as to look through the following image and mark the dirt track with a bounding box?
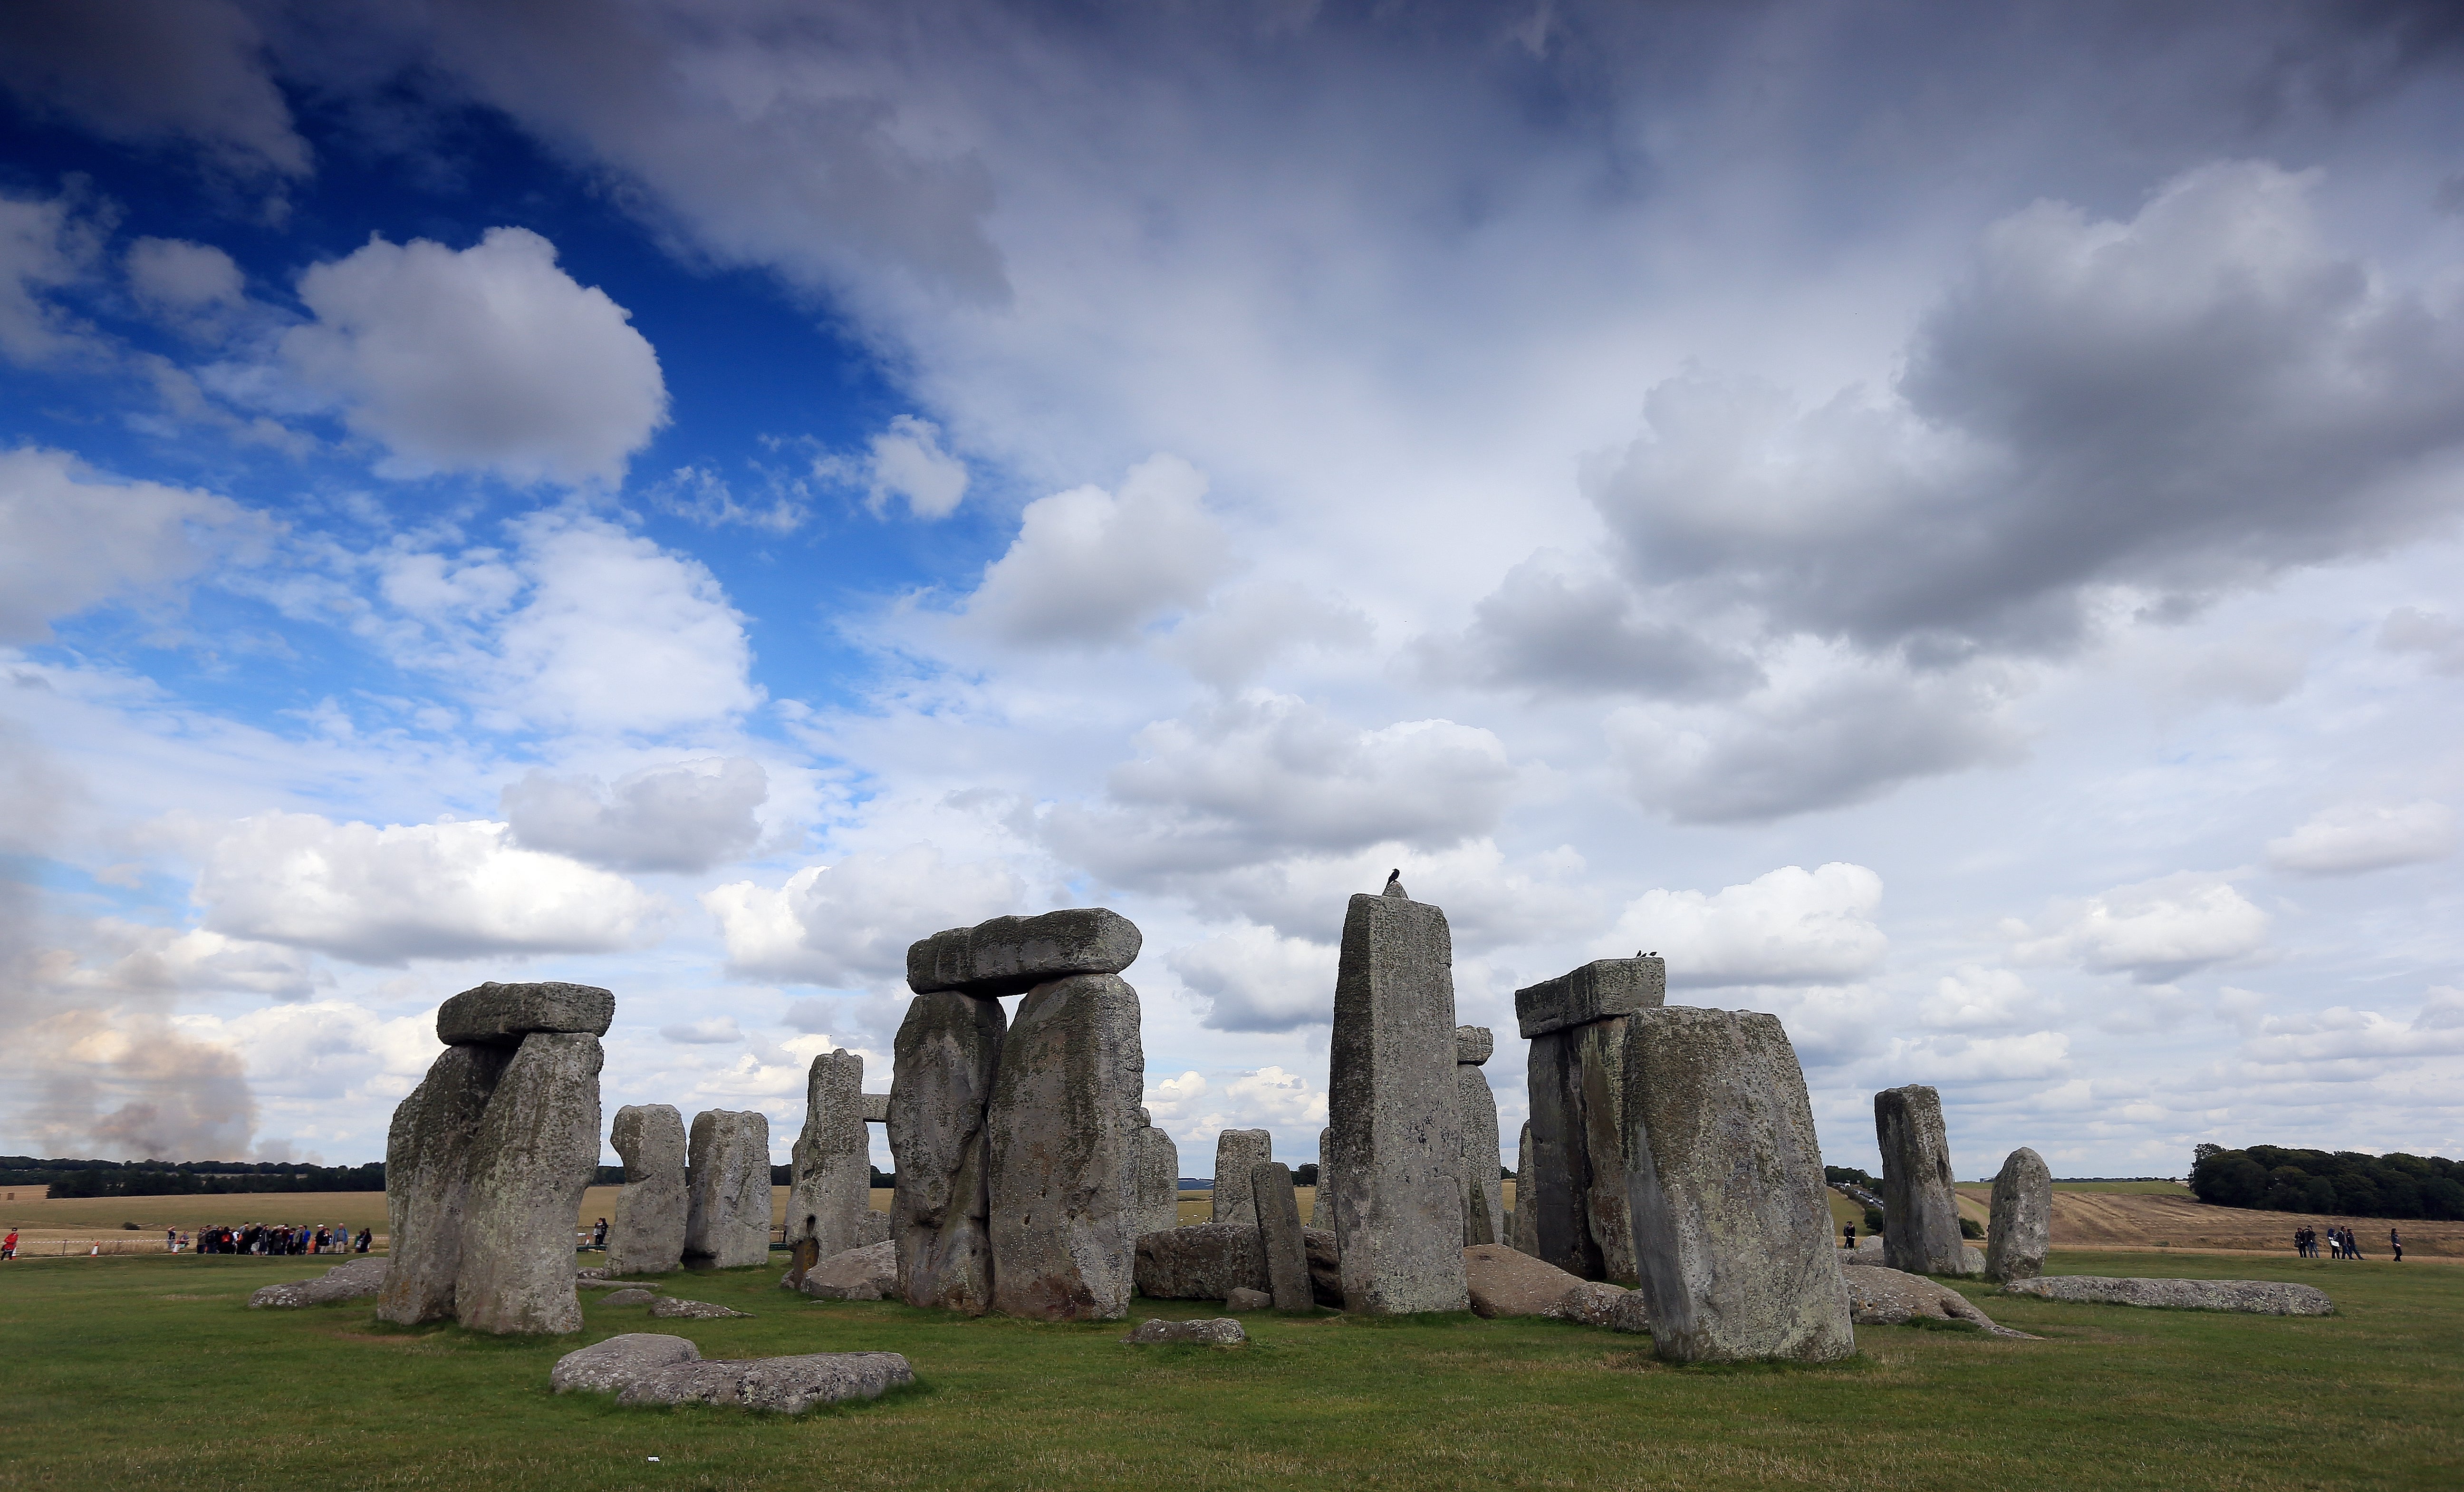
[2028,1190,2461,1257]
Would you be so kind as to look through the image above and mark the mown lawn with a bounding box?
[0,1246,2453,1491]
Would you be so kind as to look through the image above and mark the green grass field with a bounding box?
[1,1246,2453,1490]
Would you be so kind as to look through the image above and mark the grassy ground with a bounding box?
[0,1245,2452,1491]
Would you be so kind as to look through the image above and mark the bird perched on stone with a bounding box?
[1382,869,1407,899]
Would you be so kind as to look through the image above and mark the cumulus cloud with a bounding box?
[2266,800,2457,876]
[1125,838,1596,951]
[1143,1066,1324,1154]
[1874,1029,2073,1085]
[662,1016,745,1045]
[860,415,968,520]
[0,190,101,364]
[1437,552,1762,700]
[278,227,668,484]
[0,0,307,178]
[125,236,244,313]
[0,446,258,642]
[192,811,663,966]
[2378,606,2464,674]
[647,464,808,533]
[1602,863,1886,988]
[1169,926,1338,1033]
[1160,581,1375,689]
[703,844,1022,987]
[1918,966,2042,1032]
[963,455,1231,646]
[2010,871,2269,983]
[502,756,769,873]
[2237,988,2464,1075]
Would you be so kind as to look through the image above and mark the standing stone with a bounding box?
[1314,1127,1336,1234]
[1620,1008,1851,1364]
[1210,1129,1273,1226]
[1509,1120,1536,1254]
[986,973,1145,1321]
[378,1043,512,1325]
[785,1050,869,1259]
[456,1031,604,1335]
[1136,1123,1180,1237]
[1985,1146,2053,1283]
[888,990,1007,1314]
[1455,1027,1503,1248]
[907,908,1142,998]
[607,1104,687,1277]
[684,1109,772,1269]
[1252,1162,1313,1312]
[1875,1085,1971,1276]
[1326,887,1467,1315]
[1517,957,1661,1285]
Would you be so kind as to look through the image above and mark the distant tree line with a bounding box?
[3,1157,386,1197]
[2190,1144,2464,1220]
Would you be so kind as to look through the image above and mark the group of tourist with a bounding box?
[184,1223,371,1256]
[2295,1224,2403,1260]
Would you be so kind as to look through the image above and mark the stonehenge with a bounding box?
[1509,1121,1536,1254]
[1518,955,1664,1284]
[1985,1146,2052,1282]
[606,1104,687,1276]
[1875,1085,1975,1276]
[888,990,1007,1314]
[786,1050,870,1259]
[378,982,607,1334]
[1136,1108,1181,1237]
[1455,1026,1502,1247]
[1210,1129,1272,1227]
[1253,1161,1314,1313]
[685,1109,773,1269]
[1324,877,1467,1314]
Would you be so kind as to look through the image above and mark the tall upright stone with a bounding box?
[1875,1085,1971,1276]
[1455,1026,1503,1247]
[1620,1008,1852,1364]
[1135,1112,1180,1237]
[1210,1129,1272,1226]
[888,990,1007,1314]
[1326,880,1467,1314]
[986,973,1145,1321]
[1985,1146,2052,1283]
[684,1109,772,1269]
[1314,1127,1336,1234]
[1509,1120,1536,1254]
[786,1049,869,1259]
[1518,957,1662,1284]
[607,1104,687,1276]
[1252,1161,1314,1313]
[456,1031,603,1334]
[378,1043,512,1325]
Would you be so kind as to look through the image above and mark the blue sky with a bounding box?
[2,1,2461,1180]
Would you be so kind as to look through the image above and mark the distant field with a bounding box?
[1954,1180,2189,1195]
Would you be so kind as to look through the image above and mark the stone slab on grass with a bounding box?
[798,1240,898,1301]
[651,1296,752,1319]
[551,1334,702,1395]
[1556,1280,1648,1331]
[248,1256,389,1308]
[1134,1222,1266,1299]
[1225,1287,1273,1312]
[553,1336,915,1413]
[1123,1318,1245,1345]
[1463,1244,1584,1318]
[2001,1275,2333,1316]
[1841,1264,2035,1338]
[597,1288,658,1306]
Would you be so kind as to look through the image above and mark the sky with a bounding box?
[2,0,2461,1183]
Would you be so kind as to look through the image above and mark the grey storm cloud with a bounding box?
[501,756,769,873]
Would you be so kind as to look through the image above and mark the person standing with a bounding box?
[2390,1227,2402,1262]
[2,1228,17,1259]
[2347,1227,2364,1260]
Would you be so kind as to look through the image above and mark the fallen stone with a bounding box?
[1622,1008,1853,1364]
[607,1103,687,1277]
[457,1031,603,1335]
[1462,1243,1583,1318]
[651,1296,752,1319]
[1875,1085,1973,1277]
[613,1353,915,1411]
[1556,1279,1646,1330]
[907,907,1142,998]
[860,1093,891,1124]
[1514,956,1665,1040]
[550,1333,702,1395]
[1137,1124,1181,1238]
[378,1042,512,1326]
[1225,1287,1273,1311]
[986,972,1145,1321]
[1253,1161,1314,1313]
[798,1240,898,1301]
[249,1256,390,1308]
[1841,1264,2036,1337]
[1134,1222,1266,1299]
[1210,1129,1272,1226]
[1457,1057,1502,1247]
[1985,1146,2052,1283]
[598,1288,658,1306]
[1124,1317,1245,1345]
[786,1049,871,1260]
[1326,888,1467,1315]
[2001,1275,2334,1316]
[436,980,614,1045]
[684,1108,773,1270]
[576,1266,608,1280]
[889,990,1006,1314]
[578,1278,662,1289]
[1524,1015,1637,1284]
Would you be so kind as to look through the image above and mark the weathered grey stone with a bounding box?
[1457,1062,1502,1247]
[785,1049,870,1260]
[1454,1025,1493,1066]
[1252,1162,1314,1313]
[1985,1146,2052,1283]
[683,1108,771,1269]
[455,1031,602,1335]
[1220,1286,1268,1311]
[1314,1127,1336,1236]
[907,907,1142,997]
[436,981,614,1046]
[1304,1227,1342,1307]
[578,1277,660,1289]
[2000,1275,2334,1316]
[250,1256,389,1308]
[1137,1125,1181,1238]
[858,1207,891,1246]
[378,1043,511,1325]
[651,1296,752,1319]
[888,990,1006,1314]
[598,1288,658,1305]
[1557,1279,1647,1330]
[1210,1129,1272,1226]
[1514,956,1665,1040]
[798,1239,898,1300]
[607,1103,687,1277]
[1123,1317,1245,1345]
[1462,1243,1585,1318]
[550,1333,701,1394]
[1134,1222,1267,1299]
[860,1093,890,1124]
[1840,1263,2035,1337]
[986,973,1145,1320]
[1509,1121,1536,1255]
[1876,1085,1972,1276]
[1525,1016,1637,1284]
[612,1352,914,1410]
[1326,890,1467,1315]
[1621,1008,1852,1364]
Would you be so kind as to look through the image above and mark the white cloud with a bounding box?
[1920,965,2040,1031]
[703,844,1022,987]
[2238,989,2464,1072]
[0,446,257,641]
[0,190,102,364]
[863,415,968,520]
[1603,862,1886,988]
[647,465,808,533]
[2379,606,2464,674]
[501,756,769,873]
[2266,801,2457,876]
[2010,871,2269,983]
[192,811,664,966]
[963,454,1231,646]
[1160,581,1375,689]
[278,227,668,484]
[125,236,243,312]
[1876,1029,2073,1084]
[1168,925,1337,1033]
[1142,1066,1324,1155]
[661,1015,745,1046]
[1130,837,1596,951]
[1438,552,1763,700]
